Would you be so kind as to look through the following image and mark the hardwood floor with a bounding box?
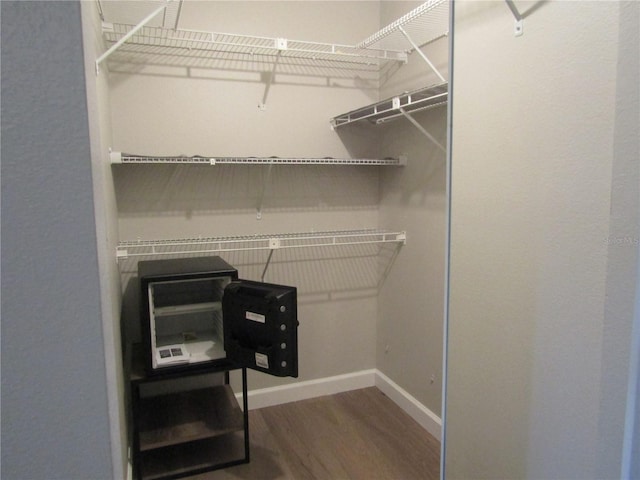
[192,387,440,480]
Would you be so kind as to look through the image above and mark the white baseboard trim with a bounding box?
[244,369,377,410]
[241,369,442,441]
[374,370,442,441]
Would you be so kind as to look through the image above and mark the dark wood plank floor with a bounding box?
[192,387,440,480]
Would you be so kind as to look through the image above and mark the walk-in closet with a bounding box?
[3,0,638,479]
[87,0,449,477]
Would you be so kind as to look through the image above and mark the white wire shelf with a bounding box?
[110,152,406,166]
[116,229,407,260]
[357,0,449,51]
[101,23,408,67]
[330,83,448,128]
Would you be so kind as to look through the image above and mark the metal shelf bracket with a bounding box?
[505,0,524,37]
[398,25,446,82]
[398,106,445,153]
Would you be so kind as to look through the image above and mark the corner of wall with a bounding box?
[80,1,126,478]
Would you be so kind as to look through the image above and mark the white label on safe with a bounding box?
[255,352,269,369]
[246,311,266,323]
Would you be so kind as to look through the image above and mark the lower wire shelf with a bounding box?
[111,151,405,166]
[330,82,448,128]
[116,229,407,260]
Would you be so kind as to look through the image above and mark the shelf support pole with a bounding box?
[162,0,183,30]
[259,41,285,109]
[261,250,274,282]
[377,242,403,289]
[256,163,274,220]
[398,107,446,153]
[504,0,524,36]
[96,0,172,74]
[261,238,281,281]
[398,26,446,83]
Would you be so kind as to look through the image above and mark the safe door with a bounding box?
[222,280,298,378]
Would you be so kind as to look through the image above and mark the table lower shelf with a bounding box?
[139,432,247,480]
[139,385,244,451]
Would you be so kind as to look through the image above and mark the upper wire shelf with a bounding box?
[110,152,406,166]
[357,0,449,51]
[116,229,407,260]
[330,82,448,128]
[101,23,408,66]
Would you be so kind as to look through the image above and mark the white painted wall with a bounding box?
[445,1,639,478]
[1,2,113,478]
[376,1,449,418]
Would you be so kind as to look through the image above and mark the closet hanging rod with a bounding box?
[116,229,407,260]
[110,152,406,166]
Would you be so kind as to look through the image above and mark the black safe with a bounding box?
[138,256,298,377]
